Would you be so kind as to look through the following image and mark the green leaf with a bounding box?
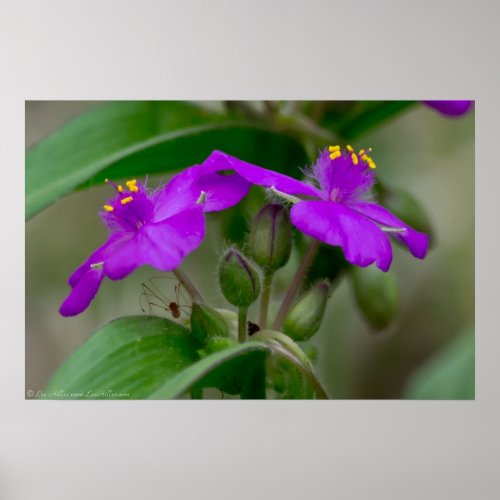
[334,101,416,139]
[266,354,314,399]
[148,342,269,399]
[251,330,326,399]
[405,332,475,400]
[42,316,198,399]
[26,101,307,219]
[149,335,327,399]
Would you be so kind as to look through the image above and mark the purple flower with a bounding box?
[60,164,250,317]
[204,147,429,272]
[423,100,473,116]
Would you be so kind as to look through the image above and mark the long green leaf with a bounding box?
[42,316,198,399]
[149,335,327,399]
[335,101,416,139]
[26,101,307,219]
[405,332,475,400]
[148,342,269,399]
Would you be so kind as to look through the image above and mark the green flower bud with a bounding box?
[350,266,398,332]
[190,302,230,344]
[219,248,261,308]
[283,281,330,341]
[248,203,292,271]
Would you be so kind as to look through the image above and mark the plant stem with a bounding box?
[259,271,273,330]
[272,239,320,330]
[238,307,248,343]
[173,267,203,303]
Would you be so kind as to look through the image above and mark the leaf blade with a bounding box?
[42,316,199,399]
[26,101,307,219]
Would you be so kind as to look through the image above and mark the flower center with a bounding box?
[100,179,154,232]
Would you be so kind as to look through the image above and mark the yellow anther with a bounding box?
[105,178,109,183]
[361,154,369,162]
[346,145,354,152]
[125,179,139,192]
[368,160,376,169]
[328,145,341,152]
[121,196,133,205]
[103,205,114,212]
[351,153,359,165]
[329,151,341,160]
[359,149,365,156]
[117,185,123,193]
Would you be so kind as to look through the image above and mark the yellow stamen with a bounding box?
[329,151,341,160]
[103,205,114,212]
[117,185,123,193]
[346,145,354,152]
[121,196,133,205]
[359,149,365,156]
[351,153,359,165]
[368,160,376,169]
[126,179,139,192]
[328,145,341,152]
[361,154,369,162]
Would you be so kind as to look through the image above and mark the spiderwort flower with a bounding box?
[423,100,473,116]
[204,148,429,272]
[60,165,250,317]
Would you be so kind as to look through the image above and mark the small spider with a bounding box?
[139,276,191,320]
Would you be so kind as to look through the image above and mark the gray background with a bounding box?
[2,0,498,499]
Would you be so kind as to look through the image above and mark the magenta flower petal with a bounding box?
[204,150,324,199]
[423,100,473,116]
[67,235,119,287]
[59,266,105,317]
[104,207,205,280]
[154,161,250,221]
[291,201,393,271]
[351,202,429,259]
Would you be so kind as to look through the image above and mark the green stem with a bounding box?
[272,239,320,331]
[259,272,274,329]
[173,267,203,303]
[238,307,248,343]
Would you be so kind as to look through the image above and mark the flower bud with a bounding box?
[190,302,230,344]
[219,248,261,308]
[350,266,398,331]
[283,281,330,341]
[248,203,292,271]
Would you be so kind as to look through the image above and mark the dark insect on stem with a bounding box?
[247,321,260,336]
[139,276,192,320]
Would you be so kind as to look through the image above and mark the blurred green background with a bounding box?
[25,101,474,399]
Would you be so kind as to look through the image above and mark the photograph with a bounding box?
[25,100,474,400]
